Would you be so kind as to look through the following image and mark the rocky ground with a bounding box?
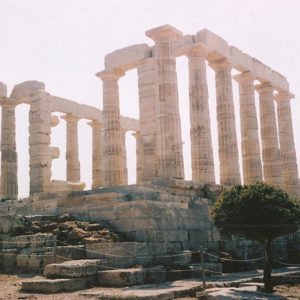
[0,274,299,299]
[8,214,128,245]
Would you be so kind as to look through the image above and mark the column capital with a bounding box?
[131,130,140,138]
[0,97,20,107]
[61,114,80,122]
[208,58,232,71]
[254,82,274,93]
[87,120,102,128]
[146,24,182,42]
[233,71,256,84]
[96,68,125,81]
[274,91,295,102]
[185,45,209,58]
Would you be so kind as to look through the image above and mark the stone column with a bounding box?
[61,114,81,183]
[88,120,103,189]
[132,131,142,184]
[29,90,53,194]
[137,58,159,182]
[121,128,128,185]
[0,96,19,200]
[233,72,263,184]
[274,92,299,195]
[96,69,125,187]
[255,82,282,187]
[209,59,241,185]
[186,47,215,184]
[146,25,184,179]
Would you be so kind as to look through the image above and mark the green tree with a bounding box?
[210,182,300,293]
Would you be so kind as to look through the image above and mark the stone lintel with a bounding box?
[254,82,274,93]
[146,24,182,42]
[233,71,256,84]
[96,68,125,81]
[10,81,45,103]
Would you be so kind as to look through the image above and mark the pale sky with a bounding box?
[0,0,299,197]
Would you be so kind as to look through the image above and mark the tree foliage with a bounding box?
[210,182,300,244]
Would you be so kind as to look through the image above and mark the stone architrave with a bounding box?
[146,25,184,180]
[275,92,300,196]
[186,46,215,184]
[255,82,282,187]
[137,58,159,182]
[0,96,19,200]
[234,72,263,184]
[121,128,128,185]
[88,120,103,189]
[96,69,125,187]
[209,59,241,185]
[132,131,142,184]
[29,90,53,194]
[61,114,81,183]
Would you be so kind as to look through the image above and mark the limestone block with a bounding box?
[22,278,87,293]
[16,254,29,271]
[0,82,7,98]
[253,58,273,81]
[1,253,17,272]
[28,123,51,135]
[105,44,152,71]
[29,133,51,145]
[44,259,101,278]
[194,29,230,59]
[28,254,43,272]
[272,71,289,91]
[0,215,25,234]
[10,81,45,103]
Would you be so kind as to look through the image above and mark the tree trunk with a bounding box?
[263,239,273,293]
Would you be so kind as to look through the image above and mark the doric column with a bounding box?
[233,72,263,184]
[61,114,80,183]
[88,120,103,189]
[0,96,19,200]
[137,58,159,182]
[96,68,125,187]
[132,131,142,184]
[186,46,215,184]
[146,25,184,180]
[121,128,128,185]
[29,90,53,194]
[274,92,299,196]
[209,59,241,185]
[255,82,282,187]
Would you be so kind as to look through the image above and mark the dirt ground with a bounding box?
[0,273,299,299]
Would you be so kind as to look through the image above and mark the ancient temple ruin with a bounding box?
[0,24,298,201]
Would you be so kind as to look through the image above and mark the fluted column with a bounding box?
[137,58,159,182]
[186,47,215,184]
[255,82,282,187]
[96,69,125,186]
[0,97,19,200]
[209,59,241,185]
[146,25,184,179]
[275,92,299,195]
[61,114,80,183]
[121,128,128,185]
[29,90,53,194]
[88,120,103,189]
[132,131,142,184]
[234,72,263,184]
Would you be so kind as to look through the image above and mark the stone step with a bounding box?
[44,259,102,278]
[97,263,222,287]
[22,277,87,293]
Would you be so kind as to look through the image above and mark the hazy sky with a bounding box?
[0,0,299,197]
